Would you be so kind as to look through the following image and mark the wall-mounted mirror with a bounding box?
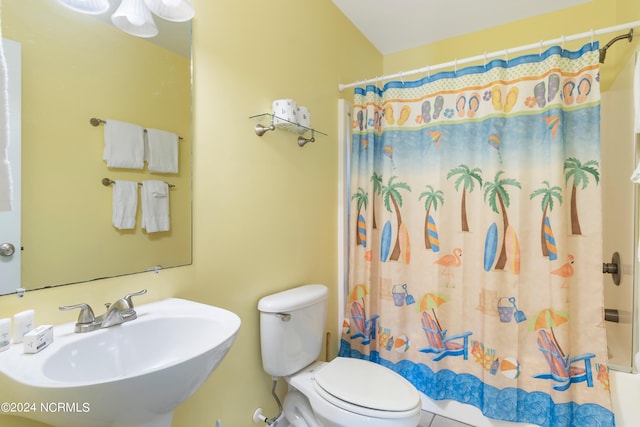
[0,0,192,295]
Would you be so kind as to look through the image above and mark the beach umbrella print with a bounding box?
[529,308,569,357]
[419,292,450,331]
[543,116,560,139]
[349,284,369,303]
[427,131,443,149]
[487,134,503,163]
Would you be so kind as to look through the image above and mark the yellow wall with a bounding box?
[1,0,640,426]
[0,0,380,426]
[2,0,192,290]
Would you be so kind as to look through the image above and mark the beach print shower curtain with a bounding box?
[339,43,615,427]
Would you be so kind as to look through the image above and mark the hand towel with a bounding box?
[145,128,179,173]
[0,40,11,211]
[141,180,170,233]
[103,119,145,169]
[631,163,640,184]
[635,51,640,133]
[112,180,138,230]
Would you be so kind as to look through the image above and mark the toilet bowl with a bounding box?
[258,284,421,427]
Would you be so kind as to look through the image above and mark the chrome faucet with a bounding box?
[59,289,147,333]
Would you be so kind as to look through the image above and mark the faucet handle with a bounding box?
[123,289,147,309]
[59,303,96,325]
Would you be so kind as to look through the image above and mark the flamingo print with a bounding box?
[551,254,574,288]
[434,248,462,287]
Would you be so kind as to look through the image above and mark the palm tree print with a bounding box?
[447,164,483,232]
[381,176,411,261]
[530,181,563,257]
[370,172,383,229]
[483,171,521,270]
[419,185,444,250]
[563,157,599,235]
[352,187,368,247]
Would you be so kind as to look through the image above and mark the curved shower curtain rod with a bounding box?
[338,20,640,91]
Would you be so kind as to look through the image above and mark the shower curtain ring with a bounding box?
[539,40,544,57]
[483,52,487,69]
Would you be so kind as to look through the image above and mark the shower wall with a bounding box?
[601,51,637,370]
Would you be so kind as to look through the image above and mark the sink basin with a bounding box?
[0,298,241,427]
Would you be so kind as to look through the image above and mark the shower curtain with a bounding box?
[339,43,615,427]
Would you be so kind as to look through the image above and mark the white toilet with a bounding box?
[258,284,422,427]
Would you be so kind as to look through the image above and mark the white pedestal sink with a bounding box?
[0,298,241,427]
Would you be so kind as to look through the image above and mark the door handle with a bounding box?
[0,242,15,257]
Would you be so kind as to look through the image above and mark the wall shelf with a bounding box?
[249,113,327,147]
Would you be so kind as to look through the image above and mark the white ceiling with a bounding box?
[332,0,591,55]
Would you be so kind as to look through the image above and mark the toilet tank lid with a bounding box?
[258,284,328,313]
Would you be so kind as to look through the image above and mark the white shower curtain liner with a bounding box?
[338,20,640,91]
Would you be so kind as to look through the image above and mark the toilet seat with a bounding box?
[313,358,420,418]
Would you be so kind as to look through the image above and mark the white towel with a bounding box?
[112,180,138,230]
[103,119,145,169]
[632,164,640,184]
[635,51,640,133]
[0,39,11,211]
[141,180,170,233]
[145,128,179,173]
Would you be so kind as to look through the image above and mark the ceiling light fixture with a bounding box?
[111,0,158,38]
[144,0,194,22]
[55,0,193,39]
[57,0,110,15]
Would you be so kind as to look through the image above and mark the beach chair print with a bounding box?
[533,329,595,391]
[350,300,379,345]
[418,310,472,361]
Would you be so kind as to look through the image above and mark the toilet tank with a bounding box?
[258,284,328,377]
